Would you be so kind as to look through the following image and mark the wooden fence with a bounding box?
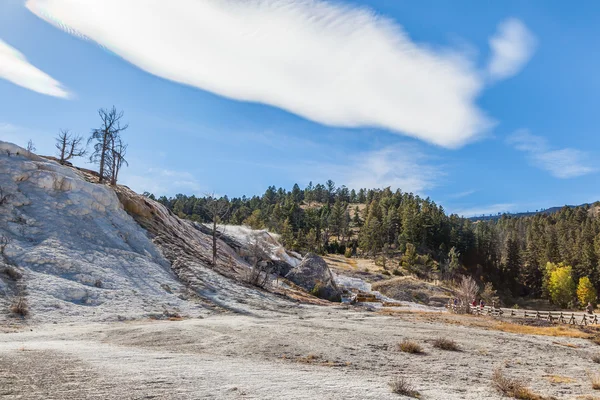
[447,304,598,326]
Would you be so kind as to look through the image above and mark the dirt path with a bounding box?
[1,306,599,399]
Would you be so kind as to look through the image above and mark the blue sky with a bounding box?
[1,0,599,217]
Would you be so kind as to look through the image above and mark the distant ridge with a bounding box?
[468,203,597,221]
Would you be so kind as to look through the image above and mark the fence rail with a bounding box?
[447,304,598,326]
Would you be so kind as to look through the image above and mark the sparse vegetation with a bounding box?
[388,377,420,398]
[0,186,12,206]
[492,368,545,400]
[0,234,11,261]
[432,337,460,351]
[397,339,423,354]
[10,297,29,317]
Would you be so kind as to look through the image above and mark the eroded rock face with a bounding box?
[0,141,197,323]
[285,253,341,302]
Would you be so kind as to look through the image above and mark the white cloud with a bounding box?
[305,144,443,195]
[0,39,70,98]
[507,130,596,179]
[487,18,536,81]
[27,0,494,148]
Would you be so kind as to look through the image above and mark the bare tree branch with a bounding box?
[88,106,128,183]
[56,129,86,164]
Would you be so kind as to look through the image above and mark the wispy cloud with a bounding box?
[27,0,496,148]
[304,143,444,195]
[452,203,517,218]
[121,167,203,196]
[447,189,477,199]
[0,122,58,155]
[487,18,536,81]
[508,130,596,179]
[0,39,70,98]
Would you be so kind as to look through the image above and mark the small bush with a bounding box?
[432,338,460,351]
[492,368,544,400]
[389,377,420,398]
[392,268,402,276]
[10,297,28,317]
[3,266,22,281]
[94,279,103,288]
[592,354,600,364]
[344,248,352,258]
[397,339,423,354]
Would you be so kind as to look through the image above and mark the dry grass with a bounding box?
[494,322,589,339]
[381,310,595,340]
[591,373,600,390]
[546,375,575,384]
[552,341,579,348]
[388,377,420,398]
[432,337,460,351]
[10,297,28,317]
[284,353,350,368]
[492,369,546,400]
[397,339,424,354]
[299,353,320,363]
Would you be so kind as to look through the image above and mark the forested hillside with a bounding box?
[150,181,600,304]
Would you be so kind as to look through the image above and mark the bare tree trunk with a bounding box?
[98,130,109,183]
[204,194,229,268]
[212,218,218,267]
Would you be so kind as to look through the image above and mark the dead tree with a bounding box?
[245,233,273,288]
[55,129,86,164]
[457,275,479,313]
[106,136,128,185]
[26,140,36,154]
[204,194,230,267]
[88,107,128,183]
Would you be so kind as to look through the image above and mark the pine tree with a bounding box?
[280,218,294,248]
[503,236,521,294]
